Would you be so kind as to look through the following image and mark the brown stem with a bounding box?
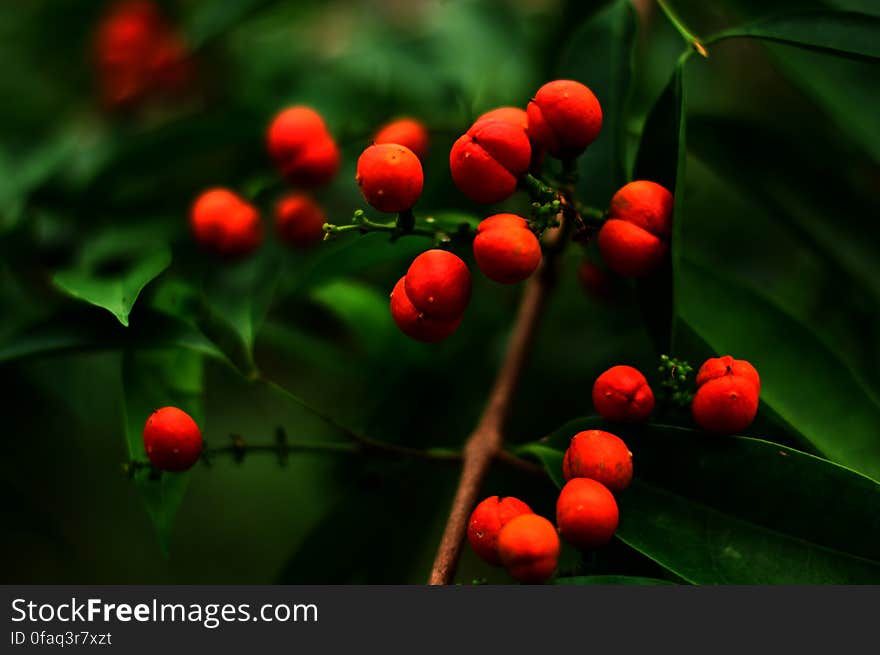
[428,210,573,585]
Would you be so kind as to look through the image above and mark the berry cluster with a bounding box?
[94,0,192,109]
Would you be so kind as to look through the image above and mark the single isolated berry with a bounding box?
[449,119,531,204]
[374,117,430,161]
[598,180,673,277]
[190,188,263,258]
[267,106,340,187]
[404,249,471,320]
[143,406,202,472]
[274,193,325,248]
[473,213,542,284]
[356,143,424,213]
[556,478,619,551]
[497,514,560,584]
[527,80,602,159]
[592,365,655,422]
[389,277,462,343]
[562,430,633,492]
[692,355,760,434]
[467,496,534,566]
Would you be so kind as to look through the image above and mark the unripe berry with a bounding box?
[562,430,633,492]
[449,119,531,204]
[267,106,340,187]
[274,193,325,248]
[190,188,263,258]
[598,180,673,277]
[404,249,471,320]
[467,496,534,566]
[497,514,560,584]
[143,406,202,472]
[556,478,619,550]
[527,80,602,158]
[374,118,430,161]
[592,365,655,422]
[692,356,760,434]
[389,277,462,342]
[356,144,424,213]
[473,213,542,284]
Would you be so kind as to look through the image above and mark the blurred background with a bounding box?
[1,0,877,583]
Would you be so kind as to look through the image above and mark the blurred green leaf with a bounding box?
[631,61,686,354]
[560,0,638,205]
[310,279,393,354]
[711,11,880,60]
[53,246,171,326]
[122,349,204,554]
[678,258,880,481]
[529,419,880,583]
[555,575,675,585]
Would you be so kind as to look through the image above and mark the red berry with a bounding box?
[143,406,202,472]
[274,193,326,248]
[404,250,471,320]
[497,514,560,584]
[389,277,462,343]
[556,478,619,550]
[190,188,263,258]
[356,144,424,213]
[449,119,531,204]
[473,213,541,284]
[527,80,602,158]
[467,496,534,566]
[577,260,615,303]
[267,106,340,187]
[374,118,429,161]
[476,107,529,132]
[696,355,761,395]
[598,180,673,277]
[562,430,633,492]
[692,356,760,434]
[592,365,655,422]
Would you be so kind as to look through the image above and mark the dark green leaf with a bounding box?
[678,257,880,481]
[309,279,394,354]
[122,349,205,554]
[530,419,880,583]
[632,62,686,354]
[711,11,880,61]
[53,246,171,326]
[555,575,675,585]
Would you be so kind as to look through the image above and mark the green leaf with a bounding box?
[309,279,394,354]
[555,575,675,586]
[710,11,880,61]
[631,61,687,354]
[530,419,880,584]
[122,349,205,555]
[53,247,171,326]
[677,258,880,482]
[559,0,638,205]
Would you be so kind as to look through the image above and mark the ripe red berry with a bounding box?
[497,514,560,584]
[389,277,462,342]
[274,193,325,248]
[449,119,531,204]
[475,107,528,132]
[356,144,424,213]
[473,213,542,284]
[598,180,673,277]
[692,356,760,434]
[143,406,202,472]
[527,80,602,159]
[556,478,619,550]
[577,260,615,303]
[267,106,340,187]
[562,430,633,492]
[374,118,430,161]
[190,188,263,258]
[467,496,534,566]
[592,365,655,422]
[404,249,471,320]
